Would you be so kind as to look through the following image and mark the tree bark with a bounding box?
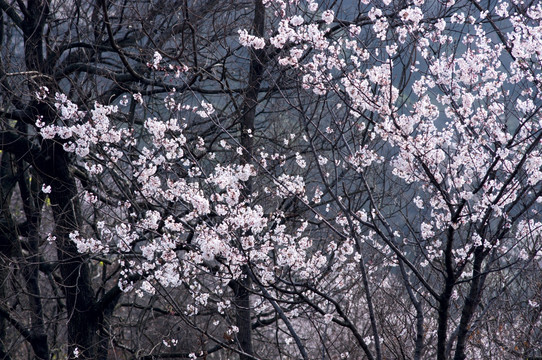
[453,249,485,360]
[232,1,266,359]
[438,227,457,360]
[39,141,104,359]
[0,154,15,360]
[17,159,50,360]
[18,0,112,357]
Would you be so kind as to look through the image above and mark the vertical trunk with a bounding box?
[21,0,109,357]
[453,249,485,360]
[1,153,49,359]
[239,0,265,168]
[398,260,424,360]
[40,142,103,359]
[0,259,9,360]
[20,5,53,355]
[438,227,457,360]
[22,0,48,75]
[0,154,15,360]
[17,161,50,360]
[231,273,254,360]
[234,1,265,359]
[22,231,50,360]
[354,236,381,360]
[437,279,454,360]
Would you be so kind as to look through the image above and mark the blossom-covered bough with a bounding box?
[1,0,541,359]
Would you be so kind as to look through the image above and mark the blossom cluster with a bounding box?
[39,83,351,322]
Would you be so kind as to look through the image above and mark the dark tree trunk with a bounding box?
[19,0,111,357]
[233,0,266,359]
[437,281,454,360]
[0,152,50,359]
[438,227,457,360]
[38,141,104,359]
[231,273,254,360]
[453,249,485,360]
[0,153,16,360]
[17,160,50,360]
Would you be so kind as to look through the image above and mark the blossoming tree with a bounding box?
[1,0,541,359]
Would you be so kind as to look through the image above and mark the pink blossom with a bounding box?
[321,10,334,24]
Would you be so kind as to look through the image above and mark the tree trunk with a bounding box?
[233,0,266,358]
[231,274,254,360]
[17,162,50,360]
[0,153,16,360]
[19,0,111,356]
[39,142,104,359]
[453,249,485,360]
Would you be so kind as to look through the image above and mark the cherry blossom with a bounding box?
[30,0,542,358]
